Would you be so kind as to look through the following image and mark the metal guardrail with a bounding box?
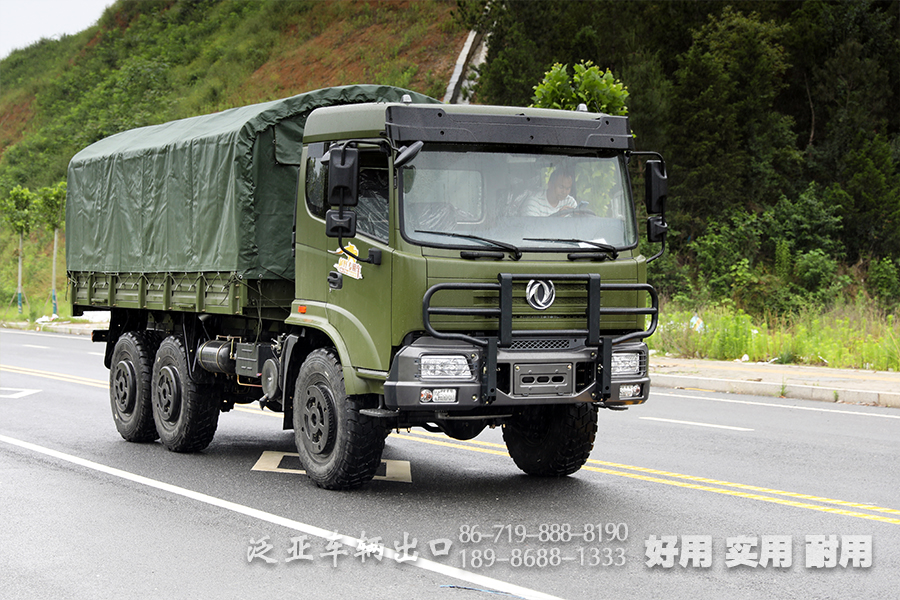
[423,273,658,401]
[423,273,658,348]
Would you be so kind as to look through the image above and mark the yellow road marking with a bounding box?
[392,433,509,458]
[8,362,897,524]
[580,465,900,524]
[1,364,108,389]
[397,430,900,525]
[586,458,900,517]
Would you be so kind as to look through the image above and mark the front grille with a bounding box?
[475,282,590,320]
[508,338,575,351]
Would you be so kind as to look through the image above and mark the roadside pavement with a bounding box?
[651,355,900,409]
[2,318,103,337]
[3,318,898,409]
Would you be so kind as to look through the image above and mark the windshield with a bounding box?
[400,146,637,253]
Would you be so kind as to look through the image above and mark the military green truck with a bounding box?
[67,84,668,489]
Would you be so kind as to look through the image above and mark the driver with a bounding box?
[521,167,577,216]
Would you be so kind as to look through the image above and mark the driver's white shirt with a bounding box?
[522,192,578,217]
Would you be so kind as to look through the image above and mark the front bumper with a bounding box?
[384,336,650,411]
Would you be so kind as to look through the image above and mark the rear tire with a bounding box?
[109,331,161,442]
[151,335,219,452]
[503,403,598,476]
[292,348,384,489]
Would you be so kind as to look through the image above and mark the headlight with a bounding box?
[611,352,641,376]
[420,355,472,380]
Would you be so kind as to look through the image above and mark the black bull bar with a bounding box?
[422,273,659,401]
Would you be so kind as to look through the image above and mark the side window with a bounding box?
[305,143,390,243]
[356,150,390,243]
[305,142,327,218]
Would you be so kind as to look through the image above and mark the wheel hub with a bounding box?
[300,384,335,455]
[113,360,137,414]
[155,365,182,423]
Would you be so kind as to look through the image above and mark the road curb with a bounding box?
[652,373,900,409]
[1,321,99,336]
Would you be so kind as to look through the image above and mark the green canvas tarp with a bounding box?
[66,85,437,279]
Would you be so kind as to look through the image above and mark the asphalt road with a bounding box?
[2,328,898,599]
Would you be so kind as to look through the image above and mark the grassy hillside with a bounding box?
[0,0,466,318]
[1,0,465,186]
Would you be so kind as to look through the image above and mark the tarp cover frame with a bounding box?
[66,85,436,280]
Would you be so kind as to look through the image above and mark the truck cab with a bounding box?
[285,100,666,486]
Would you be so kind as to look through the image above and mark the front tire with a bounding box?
[151,335,219,452]
[503,403,598,476]
[292,348,385,489]
[109,331,161,442]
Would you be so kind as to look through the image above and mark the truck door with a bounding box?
[325,148,394,372]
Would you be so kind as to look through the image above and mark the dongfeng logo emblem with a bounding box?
[525,279,556,310]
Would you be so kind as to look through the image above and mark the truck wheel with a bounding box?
[292,348,385,489]
[151,335,219,453]
[110,331,161,442]
[503,404,598,477]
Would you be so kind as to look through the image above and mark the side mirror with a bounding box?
[645,160,667,215]
[647,215,668,243]
[395,141,424,168]
[328,145,359,207]
[646,215,668,264]
[325,209,357,238]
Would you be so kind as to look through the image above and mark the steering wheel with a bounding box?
[554,203,596,217]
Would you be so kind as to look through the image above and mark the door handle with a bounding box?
[327,271,343,290]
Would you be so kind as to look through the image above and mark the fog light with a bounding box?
[619,384,642,398]
[420,355,472,379]
[611,352,641,376]
[433,388,457,403]
[420,388,457,403]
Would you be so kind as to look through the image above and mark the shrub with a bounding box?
[868,257,900,308]
[795,249,837,293]
[688,210,761,300]
[651,297,899,370]
[761,182,843,260]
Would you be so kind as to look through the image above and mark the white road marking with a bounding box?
[0,433,564,600]
[0,388,41,399]
[638,416,753,431]
[252,451,412,483]
[23,344,50,349]
[655,391,900,419]
[0,330,90,341]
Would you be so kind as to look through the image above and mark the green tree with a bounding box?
[475,19,545,106]
[668,8,798,242]
[35,181,67,315]
[786,0,899,151]
[0,185,35,314]
[760,182,843,261]
[786,0,900,262]
[838,133,900,260]
[688,210,761,301]
[531,61,629,115]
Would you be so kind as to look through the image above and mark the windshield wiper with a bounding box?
[523,238,619,259]
[415,230,523,261]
